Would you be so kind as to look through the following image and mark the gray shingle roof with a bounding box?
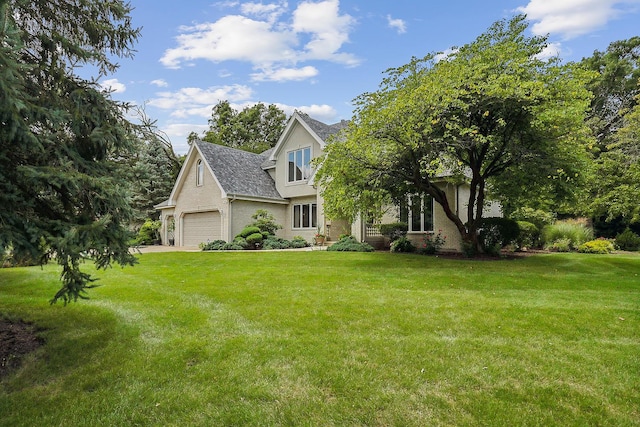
[196,140,284,201]
[298,113,349,142]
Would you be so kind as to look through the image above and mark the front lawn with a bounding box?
[1,252,638,426]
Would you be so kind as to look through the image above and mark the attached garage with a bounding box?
[182,211,221,247]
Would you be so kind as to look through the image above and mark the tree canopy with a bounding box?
[0,0,140,303]
[315,15,594,251]
[581,37,640,231]
[194,101,287,154]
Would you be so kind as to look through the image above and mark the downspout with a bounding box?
[228,194,237,242]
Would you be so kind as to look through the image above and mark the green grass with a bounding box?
[1,251,639,426]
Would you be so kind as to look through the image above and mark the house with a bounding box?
[156,112,500,250]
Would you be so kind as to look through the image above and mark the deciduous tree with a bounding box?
[200,101,287,153]
[315,16,594,252]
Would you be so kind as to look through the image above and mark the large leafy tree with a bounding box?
[581,38,640,232]
[198,101,287,153]
[315,16,594,251]
[589,93,640,227]
[0,0,140,302]
[582,37,640,151]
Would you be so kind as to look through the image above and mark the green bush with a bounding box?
[578,239,615,254]
[549,238,572,252]
[327,236,374,252]
[479,217,520,255]
[247,209,282,236]
[262,236,292,250]
[200,240,227,251]
[136,219,161,245]
[379,222,408,242]
[237,226,261,239]
[390,236,415,253]
[418,231,446,254]
[516,221,539,249]
[615,228,640,251]
[245,232,264,249]
[232,237,249,250]
[290,236,310,249]
[221,242,245,250]
[542,220,593,250]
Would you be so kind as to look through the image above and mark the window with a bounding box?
[293,203,317,229]
[196,159,204,186]
[400,194,433,232]
[287,147,311,182]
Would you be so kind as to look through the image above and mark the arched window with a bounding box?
[196,159,204,186]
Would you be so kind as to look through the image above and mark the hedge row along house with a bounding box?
[155,112,501,250]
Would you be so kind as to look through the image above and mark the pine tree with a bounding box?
[0,0,140,303]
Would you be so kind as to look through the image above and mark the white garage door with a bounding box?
[182,211,221,247]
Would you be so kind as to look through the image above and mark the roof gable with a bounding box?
[268,112,349,162]
[196,140,284,201]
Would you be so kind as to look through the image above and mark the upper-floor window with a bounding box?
[196,159,204,186]
[288,147,311,183]
[400,194,434,232]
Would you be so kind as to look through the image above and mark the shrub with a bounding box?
[479,217,520,255]
[290,236,310,249]
[245,232,264,249]
[200,240,227,251]
[390,236,415,253]
[515,221,539,249]
[615,228,640,251]
[248,209,282,236]
[232,237,249,250]
[262,236,292,250]
[237,226,261,239]
[542,220,593,250]
[549,238,572,252]
[221,242,245,250]
[327,236,374,252]
[418,231,446,254]
[379,222,408,242]
[136,219,161,245]
[578,239,615,254]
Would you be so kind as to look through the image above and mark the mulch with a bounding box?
[0,318,45,380]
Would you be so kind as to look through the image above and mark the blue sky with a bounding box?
[99,0,640,153]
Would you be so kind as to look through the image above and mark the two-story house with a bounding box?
[155,112,500,249]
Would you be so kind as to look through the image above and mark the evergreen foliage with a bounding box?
[0,0,140,303]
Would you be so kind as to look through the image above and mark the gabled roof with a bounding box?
[299,113,349,142]
[196,140,284,201]
[267,112,349,165]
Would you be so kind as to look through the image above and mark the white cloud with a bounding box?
[518,0,640,39]
[387,15,407,34]
[148,85,254,118]
[150,79,169,87]
[535,41,562,60]
[251,65,319,82]
[163,123,210,154]
[434,48,459,63]
[280,103,338,122]
[160,0,359,77]
[241,1,286,22]
[100,78,126,93]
